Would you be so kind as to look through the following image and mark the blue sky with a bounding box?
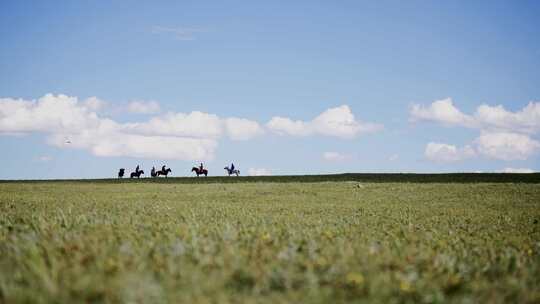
[1,1,539,179]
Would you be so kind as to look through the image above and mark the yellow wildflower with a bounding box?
[346,272,365,286]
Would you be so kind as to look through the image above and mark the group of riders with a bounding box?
[119,162,237,178]
[150,165,170,177]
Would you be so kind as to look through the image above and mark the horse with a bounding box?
[191,167,208,177]
[118,168,125,178]
[130,169,144,178]
[224,166,240,176]
[157,168,172,177]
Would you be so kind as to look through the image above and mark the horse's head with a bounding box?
[224,167,228,170]
[191,167,197,171]
[140,170,144,175]
[167,168,172,173]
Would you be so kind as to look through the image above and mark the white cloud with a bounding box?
[424,132,540,163]
[425,142,476,162]
[0,94,261,161]
[474,131,540,161]
[224,117,264,140]
[322,152,350,162]
[128,112,263,141]
[0,94,101,134]
[410,98,476,127]
[411,98,540,134]
[266,117,312,136]
[267,105,382,138]
[413,98,540,162]
[248,168,272,176]
[127,100,161,114]
[499,167,535,173]
[83,97,107,111]
[474,102,540,134]
[49,131,217,160]
[130,111,222,138]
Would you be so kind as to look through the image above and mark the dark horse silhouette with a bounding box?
[191,167,208,177]
[118,168,125,178]
[130,169,144,178]
[157,168,172,177]
[224,166,240,176]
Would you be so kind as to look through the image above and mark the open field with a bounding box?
[2,172,540,184]
[1,175,540,303]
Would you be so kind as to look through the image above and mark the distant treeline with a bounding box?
[2,173,540,184]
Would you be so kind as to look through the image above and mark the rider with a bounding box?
[230,163,235,173]
[199,163,204,172]
[135,165,140,173]
[162,165,166,172]
[151,166,156,176]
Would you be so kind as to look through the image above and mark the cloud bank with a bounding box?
[0,94,374,161]
[0,94,263,160]
[412,98,540,162]
[425,142,476,162]
[410,98,476,128]
[267,105,382,139]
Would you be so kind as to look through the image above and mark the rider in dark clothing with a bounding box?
[162,165,166,172]
[230,163,235,173]
[151,166,156,177]
[199,163,204,172]
[136,165,140,173]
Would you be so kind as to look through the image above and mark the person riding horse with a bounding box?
[192,163,208,176]
[151,166,156,177]
[224,163,240,176]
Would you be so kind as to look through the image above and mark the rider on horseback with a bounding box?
[151,166,156,177]
[162,165,166,172]
[199,163,204,172]
[136,165,140,173]
[230,163,235,173]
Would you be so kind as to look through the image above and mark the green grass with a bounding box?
[1,177,539,303]
[3,172,540,184]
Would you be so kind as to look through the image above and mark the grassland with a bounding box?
[1,175,539,303]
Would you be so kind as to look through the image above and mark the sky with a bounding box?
[1,1,539,179]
